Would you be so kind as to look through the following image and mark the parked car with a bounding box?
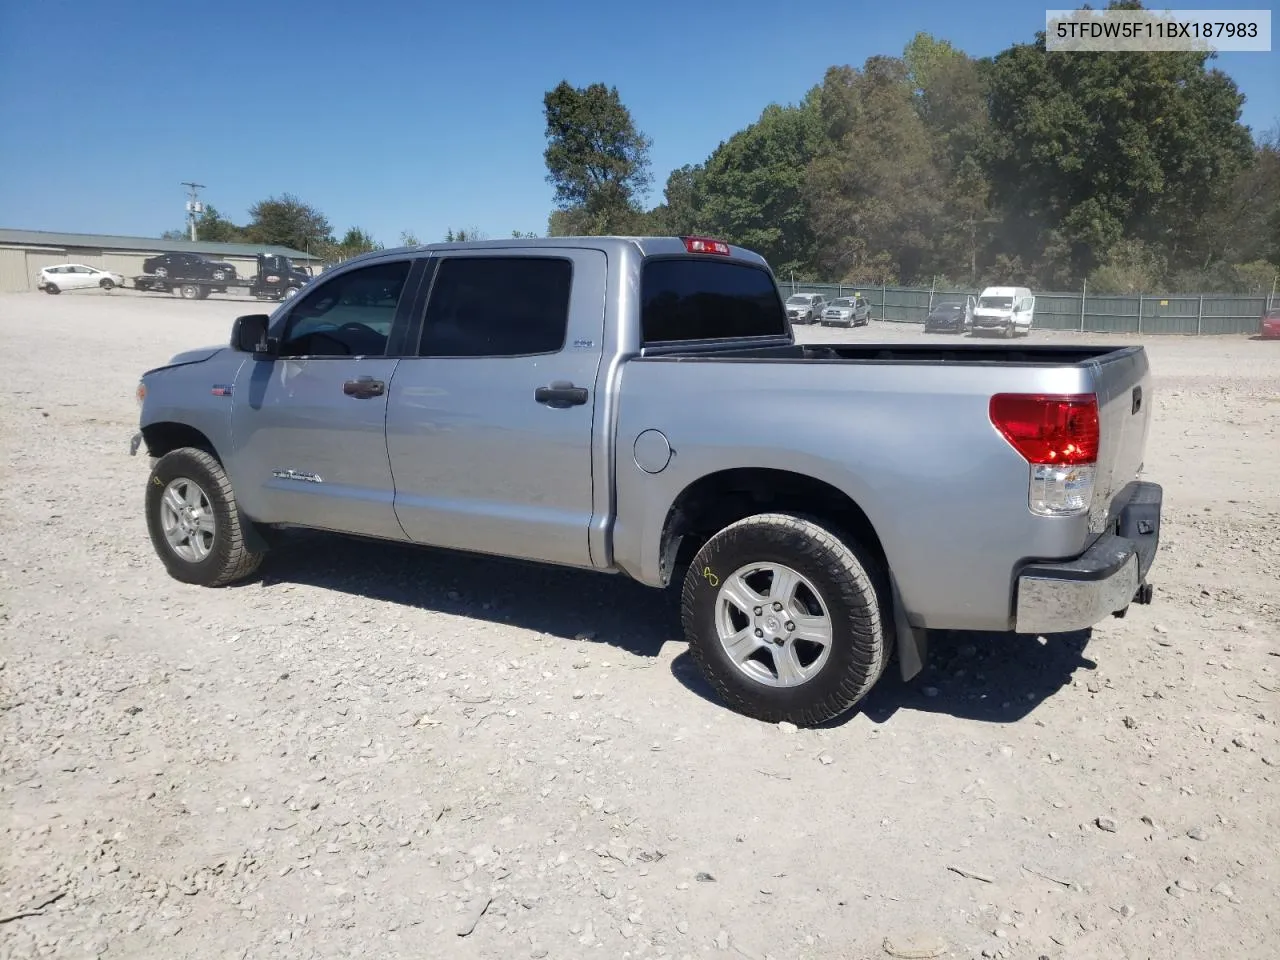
[923,297,976,334]
[784,292,826,324]
[130,236,1162,727]
[142,252,238,284]
[821,296,871,327]
[1258,306,1280,339]
[970,286,1035,338]
[37,263,126,294]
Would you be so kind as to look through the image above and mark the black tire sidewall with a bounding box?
[682,518,886,723]
[145,450,239,586]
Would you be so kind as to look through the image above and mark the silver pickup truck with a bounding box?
[131,236,1162,726]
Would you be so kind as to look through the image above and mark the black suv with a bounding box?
[142,252,238,283]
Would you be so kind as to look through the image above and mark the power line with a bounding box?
[181,182,206,242]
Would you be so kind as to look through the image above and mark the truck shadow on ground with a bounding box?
[668,627,1096,728]
[261,532,1097,726]
[259,531,682,660]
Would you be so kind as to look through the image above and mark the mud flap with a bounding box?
[241,520,273,555]
[890,575,928,681]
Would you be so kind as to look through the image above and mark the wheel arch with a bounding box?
[141,421,220,462]
[657,468,889,589]
[656,466,927,683]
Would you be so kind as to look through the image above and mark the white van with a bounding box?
[970,286,1035,338]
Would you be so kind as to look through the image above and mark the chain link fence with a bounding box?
[775,280,1277,336]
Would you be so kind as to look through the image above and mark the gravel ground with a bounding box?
[2,289,1277,960]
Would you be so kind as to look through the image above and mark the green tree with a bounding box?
[543,80,653,234]
[323,227,381,263]
[444,227,487,242]
[162,204,246,243]
[806,56,942,283]
[983,4,1254,285]
[1197,127,1280,272]
[1087,237,1168,292]
[400,230,421,246]
[196,205,245,242]
[697,99,823,276]
[647,164,706,236]
[904,34,994,283]
[245,193,333,252]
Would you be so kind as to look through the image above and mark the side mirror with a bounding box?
[231,314,274,355]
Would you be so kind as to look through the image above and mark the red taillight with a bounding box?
[682,236,730,255]
[989,394,1099,465]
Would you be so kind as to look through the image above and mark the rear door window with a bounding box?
[418,256,573,357]
[640,258,787,344]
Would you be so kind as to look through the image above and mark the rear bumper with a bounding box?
[1013,481,1162,634]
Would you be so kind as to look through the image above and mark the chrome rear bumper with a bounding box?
[1014,482,1162,635]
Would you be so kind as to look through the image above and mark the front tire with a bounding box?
[681,513,891,726]
[145,447,264,587]
[44,284,60,295]
[99,278,115,290]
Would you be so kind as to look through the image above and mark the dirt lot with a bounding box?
[1,288,1277,960]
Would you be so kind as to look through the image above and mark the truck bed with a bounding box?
[617,335,1152,630]
[650,341,1137,366]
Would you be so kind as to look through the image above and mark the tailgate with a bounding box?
[1088,346,1152,529]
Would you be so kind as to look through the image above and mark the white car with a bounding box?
[38,263,126,295]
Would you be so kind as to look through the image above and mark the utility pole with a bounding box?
[181,181,206,242]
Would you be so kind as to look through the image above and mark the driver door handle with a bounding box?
[343,376,385,399]
[535,381,588,408]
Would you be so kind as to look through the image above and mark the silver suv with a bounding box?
[784,292,826,324]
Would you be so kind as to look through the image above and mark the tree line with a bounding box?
[163,197,533,262]
[542,11,1279,294]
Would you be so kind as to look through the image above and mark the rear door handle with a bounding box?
[535,381,588,408]
[343,376,385,399]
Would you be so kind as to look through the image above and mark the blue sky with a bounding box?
[1,0,1276,246]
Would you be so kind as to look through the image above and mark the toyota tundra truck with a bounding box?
[130,236,1163,726]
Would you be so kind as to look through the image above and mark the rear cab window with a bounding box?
[640,257,788,345]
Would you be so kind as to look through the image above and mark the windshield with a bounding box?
[932,302,963,311]
[979,296,1013,309]
[786,295,814,304]
[829,298,854,307]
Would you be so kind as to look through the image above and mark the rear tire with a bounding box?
[179,283,202,300]
[145,447,264,587]
[681,513,891,726]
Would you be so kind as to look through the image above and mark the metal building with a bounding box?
[0,228,323,293]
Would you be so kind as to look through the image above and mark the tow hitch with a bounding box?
[1112,582,1154,619]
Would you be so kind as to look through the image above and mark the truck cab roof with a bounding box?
[333,235,773,271]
